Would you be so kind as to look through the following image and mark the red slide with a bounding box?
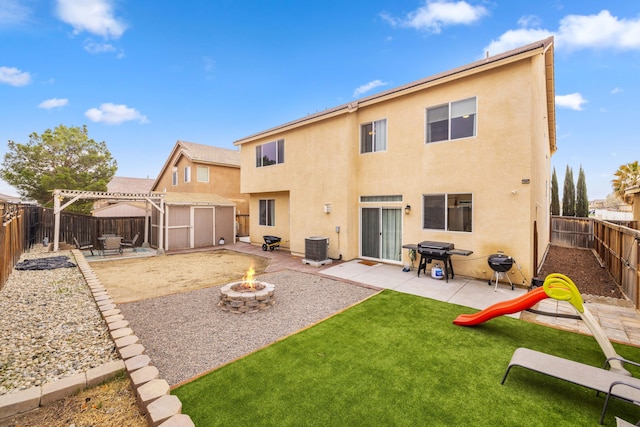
[453,287,549,326]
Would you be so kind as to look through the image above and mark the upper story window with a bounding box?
[184,166,191,183]
[256,139,285,167]
[172,167,178,186]
[423,193,473,232]
[426,97,477,143]
[197,166,209,182]
[360,119,387,153]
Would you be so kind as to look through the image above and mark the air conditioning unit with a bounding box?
[304,236,329,262]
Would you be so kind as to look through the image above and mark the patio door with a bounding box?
[361,207,402,262]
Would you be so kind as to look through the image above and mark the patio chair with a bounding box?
[101,236,123,256]
[120,232,139,252]
[502,347,640,424]
[73,236,94,256]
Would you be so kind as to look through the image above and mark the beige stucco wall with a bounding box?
[239,50,553,282]
[154,155,250,214]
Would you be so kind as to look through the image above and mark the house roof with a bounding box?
[107,176,155,193]
[0,192,21,203]
[234,37,556,153]
[152,141,241,191]
[163,191,235,206]
[173,140,240,167]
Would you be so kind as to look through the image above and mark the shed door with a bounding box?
[193,207,214,248]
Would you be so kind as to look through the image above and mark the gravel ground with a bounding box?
[0,249,118,396]
[119,270,378,386]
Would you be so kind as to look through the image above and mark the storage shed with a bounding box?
[150,192,236,251]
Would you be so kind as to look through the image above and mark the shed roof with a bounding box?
[234,37,556,153]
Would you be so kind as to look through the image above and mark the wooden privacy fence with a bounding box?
[551,216,640,307]
[1,203,25,292]
[0,204,146,291]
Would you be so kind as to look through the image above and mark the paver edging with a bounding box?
[72,250,191,424]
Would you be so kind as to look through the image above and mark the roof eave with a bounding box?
[234,37,555,146]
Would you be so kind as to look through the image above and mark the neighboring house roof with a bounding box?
[152,141,241,191]
[163,191,235,206]
[107,176,155,193]
[0,192,21,203]
[234,37,556,154]
[625,185,640,195]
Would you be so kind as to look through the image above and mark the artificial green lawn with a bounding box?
[173,290,640,426]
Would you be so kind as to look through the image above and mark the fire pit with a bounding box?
[218,266,275,313]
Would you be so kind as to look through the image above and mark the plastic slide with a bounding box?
[453,286,548,326]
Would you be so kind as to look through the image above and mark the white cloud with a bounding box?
[611,87,623,94]
[0,66,31,86]
[353,80,388,97]
[482,9,640,56]
[0,0,31,26]
[55,0,127,39]
[85,103,148,125]
[83,39,116,54]
[555,93,587,110]
[556,10,640,51]
[38,98,69,109]
[381,0,488,33]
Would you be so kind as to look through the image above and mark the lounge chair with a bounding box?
[73,236,94,256]
[120,233,139,252]
[502,347,640,424]
[101,236,123,256]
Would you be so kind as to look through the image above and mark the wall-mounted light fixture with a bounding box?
[405,204,411,214]
[324,203,332,214]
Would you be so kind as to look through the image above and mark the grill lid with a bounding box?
[487,253,514,272]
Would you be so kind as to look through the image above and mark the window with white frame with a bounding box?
[423,193,472,232]
[184,166,191,183]
[426,97,477,143]
[256,139,285,167]
[259,199,275,226]
[197,166,209,182]
[360,119,387,153]
[172,167,178,186]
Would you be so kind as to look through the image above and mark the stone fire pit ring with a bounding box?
[218,281,276,313]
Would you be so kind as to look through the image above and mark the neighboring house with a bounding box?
[151,141,250,249]
[626,186,640,223]
[0,193,21,203]
[92,176,155,217]
[152,141,249,214]
[233,37,556,282]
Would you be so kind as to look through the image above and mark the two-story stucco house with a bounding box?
[234,37,556,283]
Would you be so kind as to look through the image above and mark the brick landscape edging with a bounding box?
[72,250,194,427]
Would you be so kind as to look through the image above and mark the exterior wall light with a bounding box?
[405,204,411,214]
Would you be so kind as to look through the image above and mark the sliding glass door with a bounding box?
[361,207,402,262]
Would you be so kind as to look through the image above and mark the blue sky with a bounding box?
[1,1,639,200]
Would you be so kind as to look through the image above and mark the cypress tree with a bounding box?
[576,165,589,217]
[562,165,576,216]
[550,167,560,215]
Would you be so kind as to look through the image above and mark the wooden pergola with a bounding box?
[52,189,166,252]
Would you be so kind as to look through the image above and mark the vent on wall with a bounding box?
[305,237,329,261]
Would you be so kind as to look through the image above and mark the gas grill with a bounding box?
[417,241,455,282]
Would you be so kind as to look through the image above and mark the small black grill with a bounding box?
[487,253,515,290]
[487,253,514,273]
